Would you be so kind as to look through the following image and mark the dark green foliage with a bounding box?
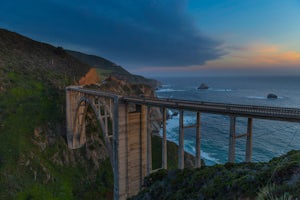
[151,135,201,170]
[143,169,168,187]
[54,46,66,56]
[73,158,113,200]
[132,150,300,200]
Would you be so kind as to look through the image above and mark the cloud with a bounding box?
[0,0,225,68]
[207,43,300,68]
[132,42,300,77]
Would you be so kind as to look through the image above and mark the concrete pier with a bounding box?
[228,117,254,163]
[162,107,167,169]
[178,110,184,169]
[228,116,236,163]
[195,112,201,168]
[246,118,253,162]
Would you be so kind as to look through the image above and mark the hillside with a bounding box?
[67,50,160,88]
[0,28,161,199]
[0,28,116,199]
[131,150,300,199]
[66,50,130,76]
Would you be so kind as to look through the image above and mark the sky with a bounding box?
[0,0,300,77]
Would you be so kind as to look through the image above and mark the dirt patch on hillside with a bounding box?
[79,68,100,85]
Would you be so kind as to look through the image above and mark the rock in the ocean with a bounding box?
[198,83,209,89]
[267,93,278,99]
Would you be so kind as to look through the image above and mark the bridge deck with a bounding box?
[67,87,300,122]
[123,96,300,122]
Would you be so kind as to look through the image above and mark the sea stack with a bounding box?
[267,93,278,99]
[198,83,209,90]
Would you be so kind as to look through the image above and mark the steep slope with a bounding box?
[0,30,91,90]
[67,50,130,76]
[67,50,160,88]
[0,28,114,199]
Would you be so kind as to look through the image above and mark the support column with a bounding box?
[162,107,167,169]
[245,118,253,162]
[79,101,87,146]
[195,112,201,168]
[113,97,121,200]
[104,101,108,137]
[140,105,148,187]
[146,106,152,175]
[178,110,184,169]
[66,88,73,148]
[73,101,86,148]
[228,116,236,163]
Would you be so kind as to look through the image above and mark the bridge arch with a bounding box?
[68,94,114,163]
[66,87,153,199]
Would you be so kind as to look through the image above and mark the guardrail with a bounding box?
[122,96,300,122]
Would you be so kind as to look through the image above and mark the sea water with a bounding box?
[154,76,300,165]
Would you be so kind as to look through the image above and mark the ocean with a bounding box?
[154,76,300,165]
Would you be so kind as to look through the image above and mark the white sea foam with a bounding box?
[184,140,220,164]
[156,88,185,93]
[196,87,232,92]
[246,96,283,100]
[209,88,232,92]
[246,96,267,100]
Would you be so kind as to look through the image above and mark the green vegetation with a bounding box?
[151,135,197,170]
[131,150,300,199]
[0,28,113,199]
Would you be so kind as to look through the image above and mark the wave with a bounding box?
[156,88,185,93]
[184,140,220,164]
[246,96,266,100]
[159,114,220,165]
[209,88,232,92]
[196,87,232,92]
[246,96,283,100]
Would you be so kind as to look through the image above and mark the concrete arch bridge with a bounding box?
[66,86,300,200]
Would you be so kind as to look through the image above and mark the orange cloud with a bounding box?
[212,43,300,68]
[279,51,300,61]
[133,43,300,76]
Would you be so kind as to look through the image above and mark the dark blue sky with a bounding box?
[1,0,300,76]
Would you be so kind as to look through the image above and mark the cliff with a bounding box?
[0,28,158,199]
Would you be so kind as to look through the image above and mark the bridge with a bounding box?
[66,86,300,200]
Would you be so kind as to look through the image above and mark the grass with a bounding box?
[96,68,114,80]
[0,66,113,200]
[151,135,196,170]
[152,135,179,170]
